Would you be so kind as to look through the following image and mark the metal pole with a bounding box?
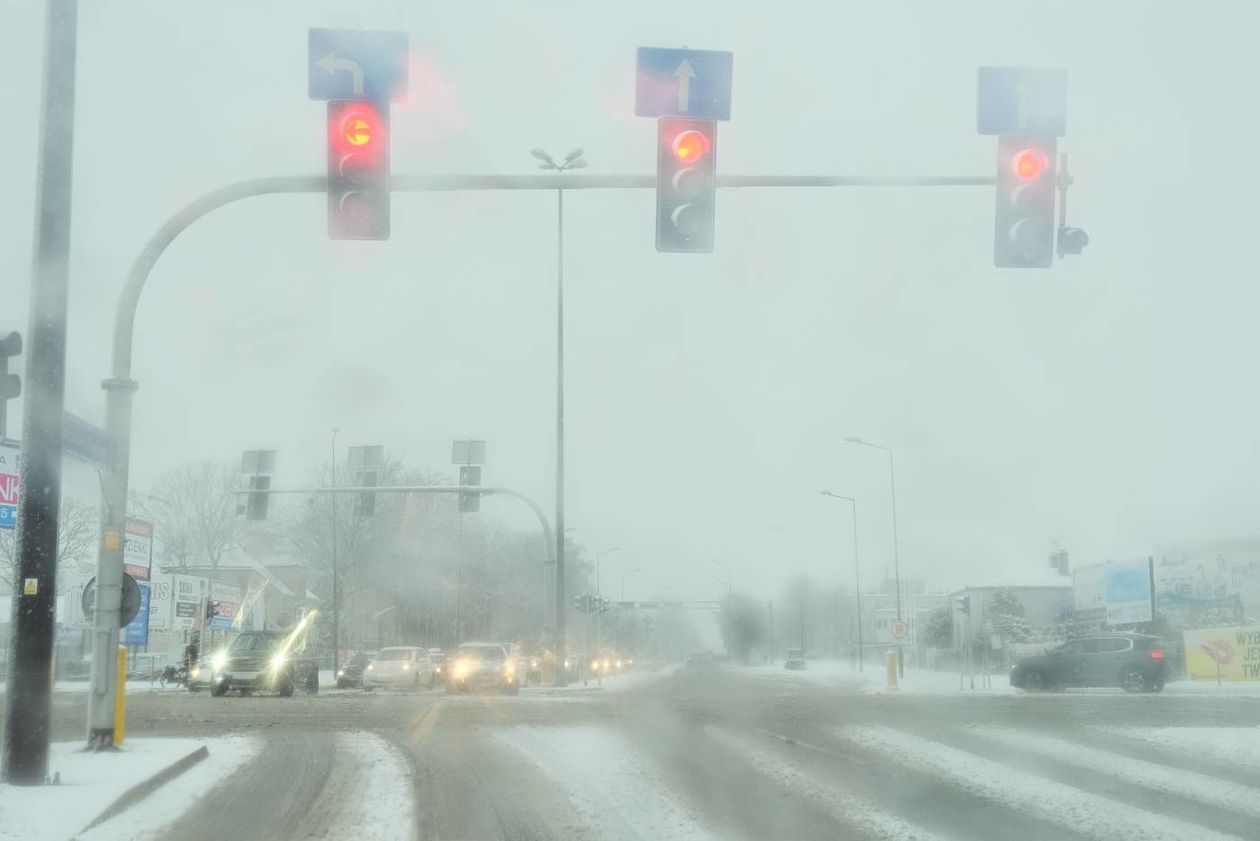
[887,449,904,677]
[554,187,567,686]
[455,507,463,643]
[330,429,339,674]
[851,501,865,674]
[595,551,602,686]
[2,0,78,782]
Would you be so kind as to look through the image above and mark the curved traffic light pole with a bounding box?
[88,170,1002,745]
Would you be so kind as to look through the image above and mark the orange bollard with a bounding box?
[114,646,127,744]
[886,649,899,691]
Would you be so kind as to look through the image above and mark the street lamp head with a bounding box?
[567,159,589,170]
[819,489,832,496]
[844,436,862,444]
[529,147,555,165]
[563,148,585,163]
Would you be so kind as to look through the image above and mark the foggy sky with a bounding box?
[3,0,1258,604]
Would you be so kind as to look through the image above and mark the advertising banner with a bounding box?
[210,580,241,630]
[171,574,209,630]
[1073,560,1153,625]
[123,582,151,646]
[123,519,154,581]
[1184,625,1260,681]
[148,575,172,631]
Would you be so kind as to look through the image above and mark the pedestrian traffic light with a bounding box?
[327,100,390,240]
[994,136,1057,268]
[656,117,717,253]
[459,465,481,514]
[246,475,271,521]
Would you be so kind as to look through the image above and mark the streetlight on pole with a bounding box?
[845,436,903,677]
[820,490,864,673]
[531,146,587,686]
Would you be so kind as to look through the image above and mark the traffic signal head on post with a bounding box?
[327,100,390,240]
[994,136,1057,268]
[246,475,271,521]
[656,117,717,253]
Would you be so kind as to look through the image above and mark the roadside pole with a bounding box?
[553,186,567,686]
[2,0,78,784]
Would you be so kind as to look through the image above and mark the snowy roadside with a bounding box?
[0,737,257,841]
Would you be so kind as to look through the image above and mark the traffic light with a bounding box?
[994,136,1057,268]
[355,470,378,516]
[956,595,971,615]
[656,117,717,253]
[327,100,390,240]
[246,475,271,521]
[205,600,220,621]
[459,465,481,514]
[0,331,20,440]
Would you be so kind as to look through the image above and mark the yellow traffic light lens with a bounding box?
[343,117,372,146]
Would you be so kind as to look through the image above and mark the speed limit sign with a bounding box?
[891,620,909,640]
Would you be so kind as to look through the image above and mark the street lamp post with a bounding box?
[531,147,587,687]
[620,568,639,602]
[845,436,903,677]
[330,427,340,675]
[820,491,864,673]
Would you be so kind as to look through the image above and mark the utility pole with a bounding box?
[3,0,78,782]
[329,428,339,674]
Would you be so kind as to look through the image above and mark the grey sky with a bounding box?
[3,1,1258,603]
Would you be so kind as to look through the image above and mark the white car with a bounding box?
[363,646,434,691]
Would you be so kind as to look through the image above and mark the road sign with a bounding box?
[636,47,733,121]
[0,439,17,529]
[81,573,142,628]
[62,411,109,468]
[123,519,154,581]
[451,440,487,465]
[977,67,1066,137]
[123,583,150,646]
[891,620,909,640]
[308,28,409,102]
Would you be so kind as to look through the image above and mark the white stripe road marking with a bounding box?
[1096,726,1260,772]
[971,726,1260,819]
[704,727,953,841]
[838,725,1245,841]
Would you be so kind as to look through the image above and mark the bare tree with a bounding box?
[130,460,243,578]
[0,496,97,589]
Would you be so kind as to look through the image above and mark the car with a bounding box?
[363,646,434,691]
[784,648,807,670]
[187,657,213,692]
[445,643,520,695]
[1009,633,1171,693]
[336,651,376,689]
[428,649,448,684]
[209,631,320,697]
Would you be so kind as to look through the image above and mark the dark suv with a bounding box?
[1010,633,1170,693]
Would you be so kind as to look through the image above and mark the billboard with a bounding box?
[148,575,172,631]
[0,440,18,529]
[123,519,154,581]
[1184,625,1260,681]
[123,582,151,646]
[210,580,241,630]
[1073,559,1153,626]
[171,574,209,630]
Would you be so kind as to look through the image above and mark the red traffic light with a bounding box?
[671,130,711,163]
[329,102,385,157]
[1011,148,1048,181]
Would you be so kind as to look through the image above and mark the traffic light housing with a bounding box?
[994,136,1057,267]
[656,117,717,253]
[327,100,390,240]
[0,332,20,440]
[246,475,271,521]
[459,465,481,514]
[956,595,971,615]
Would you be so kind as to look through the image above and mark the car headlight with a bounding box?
[530,659,539,669]
[453,661,470,680]
[337,669,345,677]
[270,653,286,671]
[210,651,228,672]
[616,660,622,669]
[190,667,200,679]
[367,664,374,671]
[402,662,410,671]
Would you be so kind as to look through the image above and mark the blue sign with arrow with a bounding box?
[636,47,733,121]
[308,28,409,102]
[977,67,1067,137]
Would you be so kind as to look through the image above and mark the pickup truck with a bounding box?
[208,630,320,697]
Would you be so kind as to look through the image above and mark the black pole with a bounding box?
[2,0,78,786]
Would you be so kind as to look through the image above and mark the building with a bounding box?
[950,568,1074,648]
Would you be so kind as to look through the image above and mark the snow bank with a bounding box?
[0,737,255,841]
[838,725,1240,841]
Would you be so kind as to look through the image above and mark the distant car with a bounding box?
[446,643,520,695]
[1010,633,1171,693]
[784,649,807,670]
[209,631,320,697]
[428,649,448,684]
[336,651,376,689]
[363,646,434,691]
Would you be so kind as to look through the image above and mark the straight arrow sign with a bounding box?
[675,58,695,113]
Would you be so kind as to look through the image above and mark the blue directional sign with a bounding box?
[636,47,733,121]
[977,67,1066,136]
[308,28,409,102]
[124,582,150,647]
